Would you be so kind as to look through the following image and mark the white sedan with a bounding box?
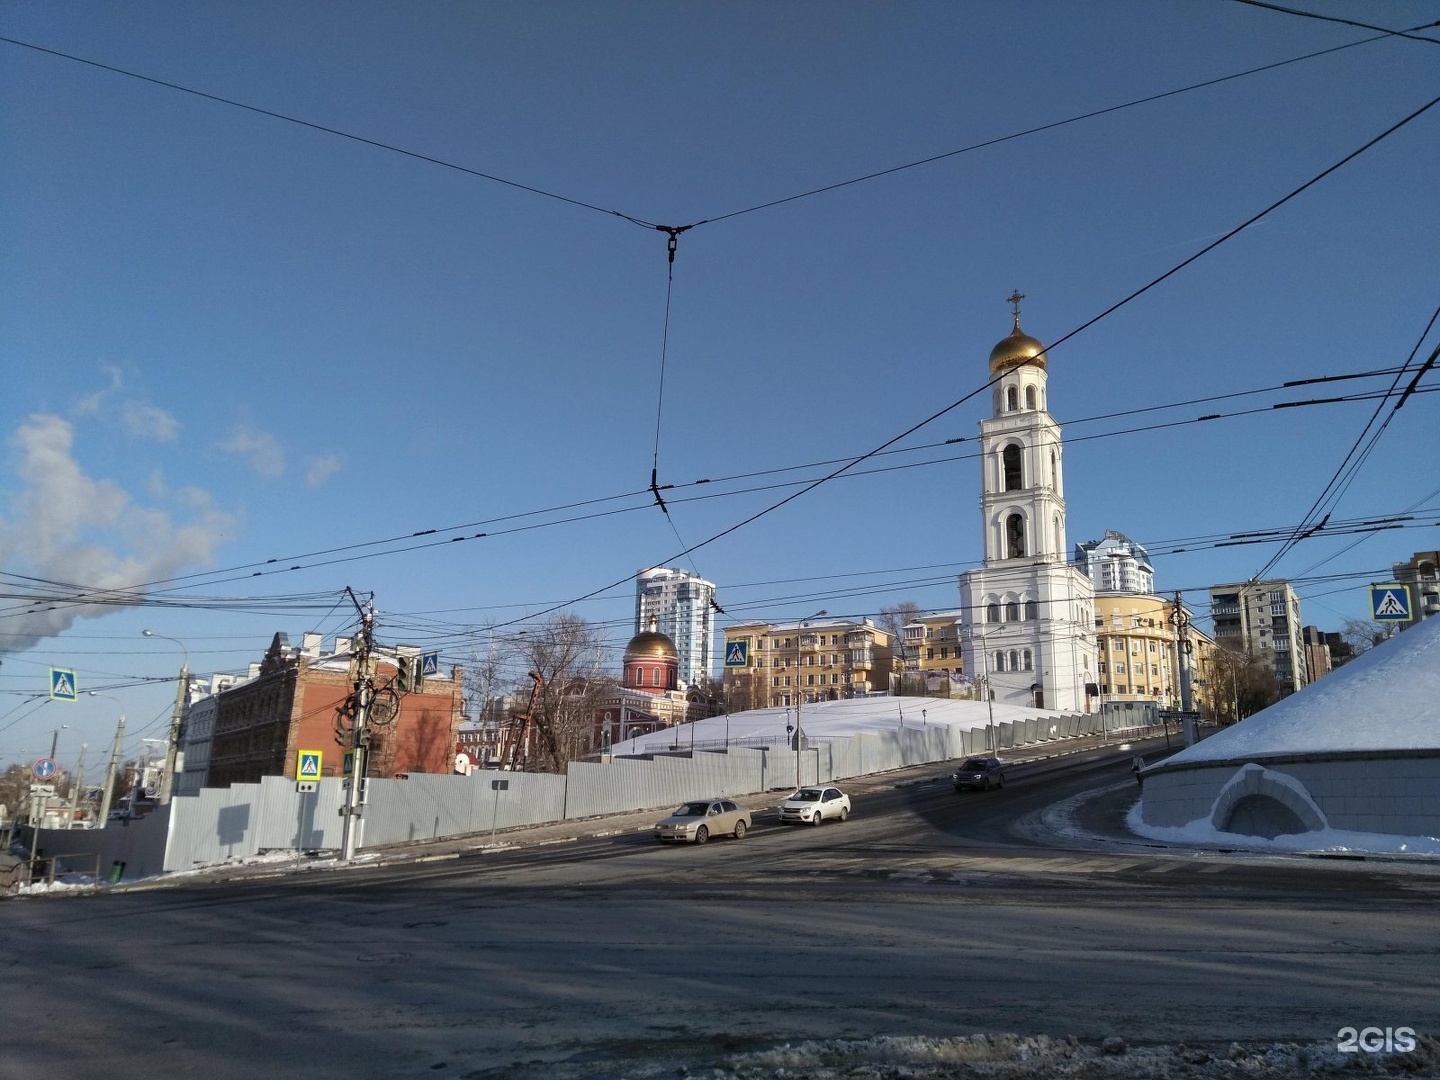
[778,785,851,826]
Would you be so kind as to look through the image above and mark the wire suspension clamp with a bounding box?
[655,224,692,264]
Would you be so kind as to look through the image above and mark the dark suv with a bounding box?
[953,756,1006,792]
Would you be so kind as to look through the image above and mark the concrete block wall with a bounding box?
[1142,754,1440,838]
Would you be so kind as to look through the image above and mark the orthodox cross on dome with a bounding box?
[1006,289,1026,331]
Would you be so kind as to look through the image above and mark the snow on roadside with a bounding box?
[1125,801,1440,856]
[486,1032,1440,1079]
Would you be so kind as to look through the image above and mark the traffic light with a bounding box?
[396,654,426,693]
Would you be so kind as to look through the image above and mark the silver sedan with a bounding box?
[653,799,752,844]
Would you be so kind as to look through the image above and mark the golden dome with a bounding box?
[625,629,678,661]
[988,321,1048,374]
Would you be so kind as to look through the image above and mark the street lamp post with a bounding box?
[792,609,826,787]
[966,623,998,753]
[142,630,190,803]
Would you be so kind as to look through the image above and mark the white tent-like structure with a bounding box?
[1137,615,1440,842]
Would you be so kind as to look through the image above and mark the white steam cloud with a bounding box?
[0,414,234,653]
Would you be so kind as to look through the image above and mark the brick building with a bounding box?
[200,631,465,788]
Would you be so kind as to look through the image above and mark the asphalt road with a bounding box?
[2,743,1436,1080]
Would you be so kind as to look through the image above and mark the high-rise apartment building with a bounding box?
[634,567,716,686]
[1208,579,1308,696]
[1075,530,1155,594]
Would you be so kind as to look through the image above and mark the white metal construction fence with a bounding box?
[27,708,1131,879]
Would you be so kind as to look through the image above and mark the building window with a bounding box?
[1007,386,1018,411]
[1023,649,1033,671]
[1025,386,1036,409]
[1024,600,1038,620]
[1006,601,1020,622]
[995,651,1005,672]
[987,603,1000,623]
[926,648,934,660]
[939,647,948,659]
[1009,650,1019,671]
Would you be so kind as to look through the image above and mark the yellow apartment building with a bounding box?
[722,617,893,711]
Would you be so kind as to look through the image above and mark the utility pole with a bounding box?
[339,591,375,862]
[159,660,188,804]
[96,708,126,826]
[72,744,87,823]
[1172,591,1196,746]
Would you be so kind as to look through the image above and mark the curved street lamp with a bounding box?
[142,630,190,803]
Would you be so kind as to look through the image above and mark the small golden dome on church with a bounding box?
[989,326,1048,374]
[989,290,1048,374]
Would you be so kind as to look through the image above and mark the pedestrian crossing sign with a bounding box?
[296,749,323,780]
[1370,584,1413,622]
[49,668,78,701]
[421,651,440,677]
[724,641,749,668]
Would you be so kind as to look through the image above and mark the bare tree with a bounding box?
[1339,618,1383,659]
[877,602,922,694]
[1208,645,1281,724]
[513,614,617,773]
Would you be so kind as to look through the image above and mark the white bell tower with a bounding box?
[959,293,1096,713]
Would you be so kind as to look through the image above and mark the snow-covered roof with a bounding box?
[1160,615,1440,766]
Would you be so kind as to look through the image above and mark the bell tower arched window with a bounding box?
[1002,445,1022,491]
[1006,513,1026,559]
[1025,386,1036,409]
[1006,386,1018,412]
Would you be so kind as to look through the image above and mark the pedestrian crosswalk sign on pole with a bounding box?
[1370,584,1413,622]
[421,651,440,678]
[296,749,323,780]
[724,641,749,668]
[49,668,78,701]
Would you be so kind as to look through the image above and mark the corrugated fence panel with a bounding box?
[168,782,264,868]
[828,737,861,781]
[363,774,481,846]
[565,750,769,819]
[254,776,347,852]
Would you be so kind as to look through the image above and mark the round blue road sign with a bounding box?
[33,758,57,781]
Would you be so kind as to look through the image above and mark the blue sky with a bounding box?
[2,2,1438,766]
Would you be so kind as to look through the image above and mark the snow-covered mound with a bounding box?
[1163,615,1440,765]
